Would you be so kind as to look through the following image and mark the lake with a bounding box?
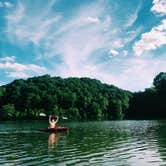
[0,120,166,166]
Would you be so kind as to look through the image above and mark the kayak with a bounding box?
[39,126,69,132]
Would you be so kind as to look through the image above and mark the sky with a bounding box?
[0,0,166,91]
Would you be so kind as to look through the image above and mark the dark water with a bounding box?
[0,120,166,166]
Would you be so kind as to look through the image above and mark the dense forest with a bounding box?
[127,72,166,119]
[0,72,165,120]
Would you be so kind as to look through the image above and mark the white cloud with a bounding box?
[0,56,47,78]
[0,2,3,7]
[5,1,134,59]
[4,1,152,90]
[133,19,166,56]
[151,0,166,15]
[121,57,166,91]
[7,71,28,78]
[125,13,138,28]
[0,62,24,71]
[123,50,128,56]
[4,1,13,8]
[6,1,60,45]
[109,49,119,56]
[95,56,166,91]
[0,1,13,8]
[87,16,100,23]
[133,0,166,56]
[0,56,16,62]
[5,1,119,71]
[28,64,46,73]
[124,4,141,28]
[59,55,166,92]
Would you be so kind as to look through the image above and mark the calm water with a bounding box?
[0,120,166,166]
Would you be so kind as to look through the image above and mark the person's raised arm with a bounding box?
[49,115,52,123]
[55,116,59,124]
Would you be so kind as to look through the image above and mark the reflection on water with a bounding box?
[48,132,64,149]
[0,120,166,165]
[48,133,57,148]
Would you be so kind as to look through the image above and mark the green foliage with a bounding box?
[2,72,166,120]
[0,75,132,120]
[1,104,16,119]
[153,72,166,91]
[128,72,166,119]
[110,99,123,120]
[67,107,80,120]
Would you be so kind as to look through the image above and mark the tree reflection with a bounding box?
[155,123,166,162]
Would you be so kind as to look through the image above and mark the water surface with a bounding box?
[0,120,166,166]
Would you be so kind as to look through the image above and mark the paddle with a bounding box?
[39,113,68,120]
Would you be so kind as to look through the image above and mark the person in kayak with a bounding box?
[49,115,59,128]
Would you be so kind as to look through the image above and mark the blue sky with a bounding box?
[0,0,166,91]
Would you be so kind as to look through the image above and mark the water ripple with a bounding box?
[0,120,166,165]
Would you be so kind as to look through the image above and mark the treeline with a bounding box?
[127,72,166,119]
[0,72,165,120]
[0,75,132,120]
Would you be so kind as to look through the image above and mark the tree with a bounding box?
[153,72,166,91]
[110,99,123,120]
[0,75,132,120]
[1,104,16,119]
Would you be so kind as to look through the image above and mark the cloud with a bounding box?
[87,16,100,23]
[5,0,137,58]
[133,19,166,56]
[124,4,141,28]
[7,71,28,78]
[5,1,121,69]
[133,0,166,56]
[151,0,166,15]
[0,56,47,78]
[96,56,166,91]
[0,2,3,7]
[123,50,128,56]
[122,57,166,90]
[0,56,16,62]
[0,1,13,8]
[4,0,154,91]
[109,49,119,56]
[4,1,13,8]
[6,1,60,45]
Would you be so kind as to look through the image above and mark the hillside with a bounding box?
[0,72,165,120]
[0,75,132,120]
